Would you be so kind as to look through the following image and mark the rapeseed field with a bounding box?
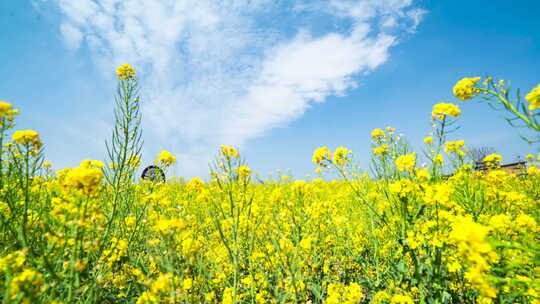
[0,65,538,303]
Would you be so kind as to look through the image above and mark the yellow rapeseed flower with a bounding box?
[371,128,386,138]
[0,102,18,128]
[324,282,363,304]
[237,165,251,178]
[116,63,136,80]
[386,126,396,134]
[395,152,416,171]
[12,130,42,149]
[0,101,12,116]
[333,146,350,166]
[423,136,433,144]
[63,161,104,195]
[80,159,105,168]
[390,294,414,304]
[453,77,481,100]
[372,144,389,156]
[155,151,176,166]
[312,147,331,166]
[187,177,205,191]
[220,145,240,159]
[431,103,461,120]
[482,153,502,165]
[125,216,137,227]
[525,84,540,110]
[415,168,430,180]
[444,140,466,156]
[9,268,45,301]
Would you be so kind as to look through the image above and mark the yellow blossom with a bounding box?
[415,168,430,180]
[423,136,433,144]
[373,144,389,156]
[324,282,363,304]
[187,177,205,191]
[395,152,416,171]
[333,146,350,166]
[391,294,414,304]
[444,140,466,156]
[63,161,104,195]
[312,147,331,166]
[116,63,136,80]
[0,101,13,116]
[237,165,251,178]
[453,77,481,100]
[371,128,386,139]
[80,159,105,168]
[525,84,540,110]
[125,216,137,227]
[9,268,45,301]
[182,277,193,291]
[155,150,176,166]
[482,154,502,165]
[432,102,461,120]
[0,101,19,127]
[220,145,240,158]
[12,130,42,149]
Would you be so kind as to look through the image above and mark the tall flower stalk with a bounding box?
[104,64,143,229]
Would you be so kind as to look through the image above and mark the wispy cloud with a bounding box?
[46,0,425,176]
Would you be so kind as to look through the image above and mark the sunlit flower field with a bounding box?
[0,65,539,303]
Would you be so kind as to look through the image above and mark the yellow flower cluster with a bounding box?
[152,218,187,235]
[62,160,104,195]
[482,153,503,165]
[0,101,19,127]
[12,130,41,149]
[186,177,205,191]
[444,140,466,156]
[236,165,251,178]
[453,77,481,100]
[312,146,331,166]
[371,128,386,139]
[333,146,350,166]
[395,152,416,171]
[155,150,176,166]
[324,282,363,304]
[116,63,136,80]
[389,178,419,198]
[449,216,499,302]
[431,102,461,120]
[372,144,389,155]
[220,145,240,159]
[391,294,414,304]
[525,84,540,110]
[8,268,45,302]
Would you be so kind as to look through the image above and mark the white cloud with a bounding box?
[48,0,424,176]
[59,22,83,49]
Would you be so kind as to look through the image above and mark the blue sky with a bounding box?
[1,0,539,179]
